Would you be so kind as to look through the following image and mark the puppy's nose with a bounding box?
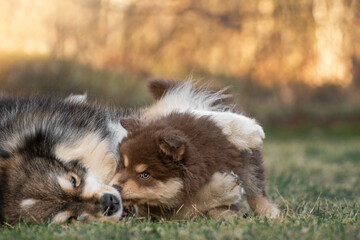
[100,194,120,216]
[112,184,123,193]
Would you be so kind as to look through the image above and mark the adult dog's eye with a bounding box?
[68,172,81,188]
[70,177,77,188]
[140,172,150,180]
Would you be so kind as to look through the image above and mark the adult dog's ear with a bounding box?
[120,118,141,133]
[157,130,186,162]
[0,147,10,159]
[147,79,178,100]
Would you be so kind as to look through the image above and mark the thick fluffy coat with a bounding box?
[0,80,268,223]
[112,80,279,218]
[0,97,125,224]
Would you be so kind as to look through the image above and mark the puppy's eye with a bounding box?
[70,177,77,188]
[140,172,150,180]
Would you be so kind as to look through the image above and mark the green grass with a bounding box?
[1,130,359,240]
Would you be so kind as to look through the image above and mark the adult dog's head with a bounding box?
[0,149,123,224]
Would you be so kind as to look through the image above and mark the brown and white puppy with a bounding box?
[64,82,261,220]
[112,80,279,219]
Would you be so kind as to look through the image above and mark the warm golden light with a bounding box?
[312,0,353,86]
[0,0,358,87]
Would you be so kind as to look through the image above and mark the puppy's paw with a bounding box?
[208,171,243,205]
[260,204,281,219]
[187,171,244,214]
[247,196,281,219]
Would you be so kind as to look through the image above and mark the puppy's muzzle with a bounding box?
[100,194,121,216]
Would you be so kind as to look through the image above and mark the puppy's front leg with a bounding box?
[174,171,243,219]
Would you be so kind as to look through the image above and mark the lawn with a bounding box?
[1,127,359,240]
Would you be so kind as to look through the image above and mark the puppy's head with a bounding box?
[111,118,187,208]
[0,149,123,224]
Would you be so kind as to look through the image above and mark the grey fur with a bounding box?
[0,96,131,160]
[0,96,129,224]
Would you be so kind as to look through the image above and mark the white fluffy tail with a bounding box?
[141,80,234,122]
[142,79,265,150]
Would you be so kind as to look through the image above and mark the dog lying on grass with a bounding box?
[0,97,124,224]
[0,80,268,224]
[112,80,280,219]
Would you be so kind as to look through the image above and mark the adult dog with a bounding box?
[0,96,125,224]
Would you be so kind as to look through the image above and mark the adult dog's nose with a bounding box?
[100,194,120,216]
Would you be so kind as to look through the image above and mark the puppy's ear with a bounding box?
[147,79,177,100]
[158,132,186,162]
[120,118,140,133]
[0,147,10,160]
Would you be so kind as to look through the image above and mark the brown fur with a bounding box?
[113,112,279,218]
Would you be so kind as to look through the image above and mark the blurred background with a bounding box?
[0,0,359,133]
